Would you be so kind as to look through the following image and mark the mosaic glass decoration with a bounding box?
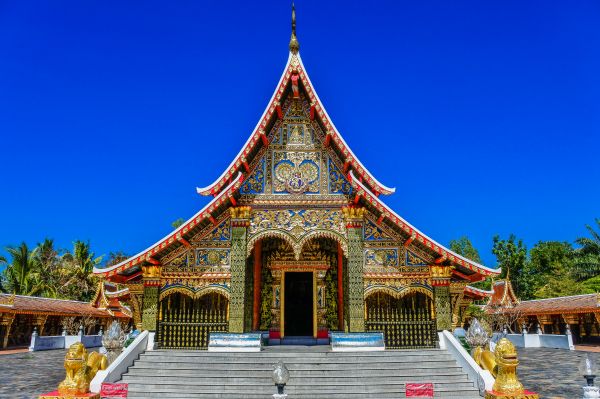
[195,249,230,267]
[363,219,393,241]
[406,250,429,266]
[240,157,265,194]
[205,220,231,241]
[365,248,399,267]
[272,151,320,194]
[328,157,352,195]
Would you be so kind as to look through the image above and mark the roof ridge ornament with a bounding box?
[289,2,300,54]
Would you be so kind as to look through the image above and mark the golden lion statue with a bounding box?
[57,342,108,395]
[473,344,498,377]
[491,338,524,394]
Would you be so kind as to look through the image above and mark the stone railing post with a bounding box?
[229,206,251,333]
[342,206,365,332]
[28,327,38,351]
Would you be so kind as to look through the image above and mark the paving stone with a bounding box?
[0,350,66,399]
[0,348,99,399]
[518,347,598,399]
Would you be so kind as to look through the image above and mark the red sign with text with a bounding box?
[100,383,128,398]
[406,383,434,398]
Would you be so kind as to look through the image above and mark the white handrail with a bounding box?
[439,330,494,395]
[90,330,149,393]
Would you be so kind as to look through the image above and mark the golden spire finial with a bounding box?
[289,1,300,54]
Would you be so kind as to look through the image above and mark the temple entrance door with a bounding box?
[283,272,314,337]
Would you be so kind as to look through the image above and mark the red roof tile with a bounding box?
[0,294,111,317]
[512,294,600,315]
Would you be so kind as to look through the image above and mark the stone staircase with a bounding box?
[122,346,482,398]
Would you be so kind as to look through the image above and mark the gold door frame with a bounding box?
[280,270,317,338]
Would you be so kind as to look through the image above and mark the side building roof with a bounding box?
[0,293,111,318]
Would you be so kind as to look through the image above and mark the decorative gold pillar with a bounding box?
[128,284,144,331]
[141,265,160,332]
[229,206,251,333]
[431,265,453,331]
[342,206,365,332]
[0,313,15,348]
[450,282,467,329]
[32,315,48,336]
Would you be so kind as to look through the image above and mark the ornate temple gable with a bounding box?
[363,213,397,242]
[189,213,232,245]
[406,249,429,267]
[196,50,395,199]
[236,93,352,203]
[347,170,500,279]
[247,207,347,259]
[93,172,242,278]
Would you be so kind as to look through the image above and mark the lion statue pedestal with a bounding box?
[39,342,107,399]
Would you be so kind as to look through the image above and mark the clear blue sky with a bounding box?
[1,1,598,268]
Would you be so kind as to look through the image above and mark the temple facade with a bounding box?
[93,9,500,350]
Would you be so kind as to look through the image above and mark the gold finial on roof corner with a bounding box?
[289,1,300,54]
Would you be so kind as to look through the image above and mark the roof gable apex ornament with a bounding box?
[289,2,300,54]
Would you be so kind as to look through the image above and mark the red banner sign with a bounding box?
[406,383,434,398]
[100,383,128,398]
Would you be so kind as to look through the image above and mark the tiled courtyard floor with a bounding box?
[0,349,69,399]
[0,348,100,399]
[0,346,596,399]
[518,347,597,399]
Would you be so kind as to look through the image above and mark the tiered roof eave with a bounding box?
[348,170,501,278]
[93,172,243,277]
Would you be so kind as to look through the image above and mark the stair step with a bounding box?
[122,375,470,385]
[121,347,480,399]
[125,367,466,377]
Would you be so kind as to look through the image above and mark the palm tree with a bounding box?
[0,254,6,293]
[2,242,40,295]
[30,238,61,298]
[61,241,102,301]
[573,218,600,280]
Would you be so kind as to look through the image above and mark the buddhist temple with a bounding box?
[93,6,501,350]
[484,279,600,344]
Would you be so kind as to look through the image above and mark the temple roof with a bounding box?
[488,279,519,307]
[485,278,600,315]
[509,294,600,315]
[464,285,494,300]
[94,172,243,277]
[0,293,111,318]
[94,15,500,281]
[349,171,501,277]
[195,51,396,198]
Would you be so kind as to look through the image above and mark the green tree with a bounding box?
[61,241,103,301]
[449,236,483,264]
[527,241,582,298]
[103,251,129,268]
[581,275,600,293]
[31,238,62,298]
[573,218,600,281]
[172,218,185,229]
[449,236,491,289]
[1,242,40,295]
[0,254,6,293]
[492,234,529,298]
